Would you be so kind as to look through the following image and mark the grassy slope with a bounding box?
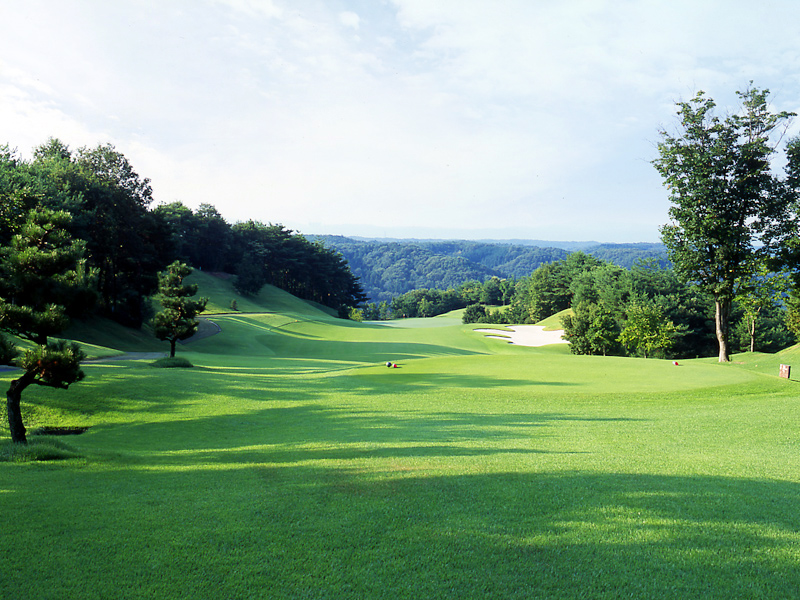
[188,270,337,317]
[2,276,800,598]
[61,272,336,355]
[537,307,571,330]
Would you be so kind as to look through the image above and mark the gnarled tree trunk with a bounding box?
[6,371,35,444]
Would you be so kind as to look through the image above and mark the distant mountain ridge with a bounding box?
[312,235,667,303]
[347,237,603,251]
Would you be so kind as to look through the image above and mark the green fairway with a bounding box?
[2,287,800,599]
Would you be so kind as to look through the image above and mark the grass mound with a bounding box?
[0,438,81,462]
[150,357,194,368]
[536,307,572,330]
[185,271,336,317]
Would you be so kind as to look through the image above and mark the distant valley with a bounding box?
[313,236,668,302]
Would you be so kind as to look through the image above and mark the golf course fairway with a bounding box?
[1,279,799,599]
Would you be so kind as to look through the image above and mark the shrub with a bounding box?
[0,438,81,462]
[150,357,194,368]
[0,333,18,365]
[462,303,488,324]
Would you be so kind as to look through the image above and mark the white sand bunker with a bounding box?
[474,325,568,347]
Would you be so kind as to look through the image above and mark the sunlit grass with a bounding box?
[1,280,800,598]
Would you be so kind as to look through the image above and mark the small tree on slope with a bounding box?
[0,208,87,444]
[152,261,208,358]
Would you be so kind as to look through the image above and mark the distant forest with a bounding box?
[313,235,668,303]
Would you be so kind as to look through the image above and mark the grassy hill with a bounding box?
[2,276,800,599]
[62,271,336,356]
[186,271,337,318]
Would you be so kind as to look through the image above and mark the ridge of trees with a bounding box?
[313,235,667,303]
[0,139,365,330]
[370,251,794,360]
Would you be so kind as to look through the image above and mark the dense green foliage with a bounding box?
[384,248,792,359]
[316,235,667,303]
[152,262,208,358]
[0,208,89,343]
[562,301,621,356]
[0,140,365,319]
[654,86,798,362]
[228,222,366,309]
[616,301,678,358]
[586,242,670,268]
[0,207,87,443]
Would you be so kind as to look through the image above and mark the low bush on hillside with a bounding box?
[150,357,194,368]
[0,438,81,462]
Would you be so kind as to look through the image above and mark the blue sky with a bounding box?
[3,0,800,242]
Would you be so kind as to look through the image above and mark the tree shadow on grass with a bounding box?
[11,360,318,424]
[4,464,799,599]
[345,371,578,395]
[269,339,484,362]
[85,402,641,459]
[250,468,800,599]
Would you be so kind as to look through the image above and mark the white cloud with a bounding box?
[2,0,800,242]
[339,11,361,30]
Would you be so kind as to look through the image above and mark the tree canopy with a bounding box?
[152,261,208,358]
[1,207,87,444]
[0,138,365,320]
[653,86,797,362]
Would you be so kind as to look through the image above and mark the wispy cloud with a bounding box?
[2,0,800,241]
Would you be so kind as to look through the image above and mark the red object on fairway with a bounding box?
[393,364,399,368]
[673,361,679,366]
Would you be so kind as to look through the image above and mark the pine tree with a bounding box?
[0,208,87,444]
[152,262,208,358]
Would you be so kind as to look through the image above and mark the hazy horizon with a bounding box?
[4,2,800,245]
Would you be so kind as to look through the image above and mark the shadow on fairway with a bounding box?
[264,339,484,361]
[346,371,577,394]
[85,402,642,458]
[4,465,798,599]
[239,468,800,599]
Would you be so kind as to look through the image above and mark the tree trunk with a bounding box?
[6,371,34,444]
[170,338,176,358]
[749,306,761,353]
[715,298,732,363]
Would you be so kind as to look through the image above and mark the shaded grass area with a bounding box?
[1,304,800,598]
[186,271,336,318]
[150,357,194,368]
[0,436,82,462]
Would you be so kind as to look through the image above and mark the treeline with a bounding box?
[464,253,794,359]
[0,139,364,327]
[314,235,667,303]
[364,251,794,359]
[353,277,514,321]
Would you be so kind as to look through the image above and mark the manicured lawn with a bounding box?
[1,302,799,598]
